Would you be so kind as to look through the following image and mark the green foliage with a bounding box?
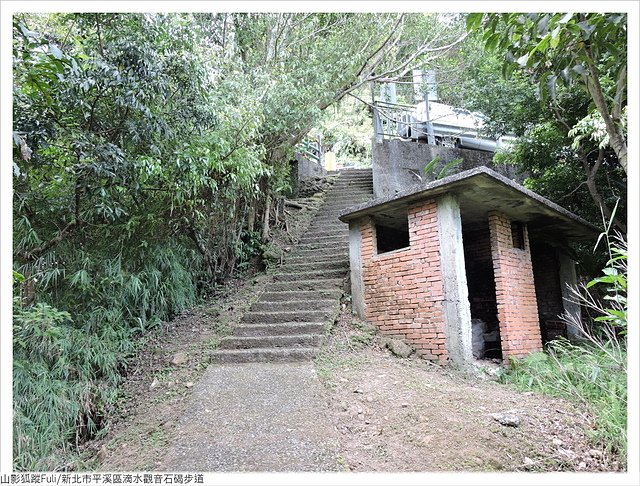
[455,17,626,239]
[587,209,627,335]
[423,156,463,180]
[316,91,372,168]
[501,230,627,457]
[470,12,627,173]
[472,13,626,102]
[13,301,132,470]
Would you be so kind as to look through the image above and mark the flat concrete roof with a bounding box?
[339,166,598,240]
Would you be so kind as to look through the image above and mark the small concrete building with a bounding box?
[339,166,597,367]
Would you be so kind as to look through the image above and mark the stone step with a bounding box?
[324,197,371,203]
[326,189,372,195]
[241,308,337,324]
[331,185,371,188]
[287,251,348,261]
[311,215,347,221]
[284,252,347,262]
[305,226,345,234]
[300,230,348,239]
[314,205,366,213]
[337,172,372,177]
[319,207,363,213]
[299,232,348,239]
[250,299,337,312]
[299,235,347,243]
[319,204,366,210]
[331,184,372,190]
[324,191,373,196]
[325,200,371,206]
[273,261,348,274]
[287,249,348,259]
[292,248,349,258]
[332,181,372,187]
[232,321,327,337]
[278,260,348,272]
[259,289,343,302]
[332,175,372,180]
[210,347,320,364]
[285,256,347,265]
[312,216,345,222]
[293,242,348,252]
[308,218,345,224]
[323,196,371,202]
[205,170,369,364]
[268,278,344,292]
[322,197,365,202]
[285,252,349,263]
[298,236,349,246]
[327,183,373,189]
[307,218,345,224]
[326,185,371,191]
[219,333,323,350]
[288,240,347,249]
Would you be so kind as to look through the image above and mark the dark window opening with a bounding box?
[511,222,525,249]
[375,221,409,254]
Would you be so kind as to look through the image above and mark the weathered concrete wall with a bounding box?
[372,139,522,199]
[348,222,366,318]
[488,211,542,358]
[290,154,326,196]
[359,201,448,362]
[436,194,472,368]
[295,153,326,179]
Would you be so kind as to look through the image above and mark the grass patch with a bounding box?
[500,338,626,456]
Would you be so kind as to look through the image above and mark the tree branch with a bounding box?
[15,221,77,262]
[582,46,627,173]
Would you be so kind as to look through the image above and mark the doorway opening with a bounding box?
[462,223,502,360]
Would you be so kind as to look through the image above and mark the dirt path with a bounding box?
[78,282,622,472]
[317,309,622,472]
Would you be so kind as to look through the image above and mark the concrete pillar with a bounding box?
[558,253,581,341]
[436,194,472,368]
[348,221,366,318]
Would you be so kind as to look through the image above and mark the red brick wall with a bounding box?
[488,211,542,358]
[360,200,447,362]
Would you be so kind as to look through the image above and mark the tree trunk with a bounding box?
[247,203,256,233]
[262,193,271,241]
[584,60,627,174]
[581,149,626,233]
[187,224,215,277]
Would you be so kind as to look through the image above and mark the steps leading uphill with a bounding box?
[210,169,373,363]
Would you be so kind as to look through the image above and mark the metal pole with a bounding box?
[423,71,436,145]
[424,99,436,145]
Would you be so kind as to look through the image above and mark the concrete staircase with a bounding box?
[210,169,373,363]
